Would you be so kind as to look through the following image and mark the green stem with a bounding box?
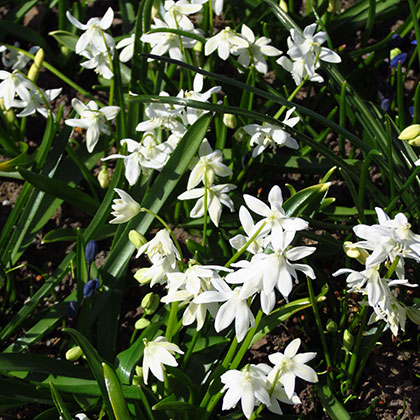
[165,302,179,341]
[202,172,209,247]
[273,76,308,120]
[307,276,333,379]
[224,221,266,268]
[181,327,200,368]
[408,0,420,70]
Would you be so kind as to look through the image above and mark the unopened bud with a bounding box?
[27,48,44,82]
[141,292,160,315]
[83,278,99,298]
[399,125,420,140]
[135,318,151,329]
[343,329,354,352]
[66,346,83,361]
[193,41,203,53]
[85,240,98,263]
[223,113,237,129]
[66,300,77,319]
[233,127,247,142]
[134,268,151,284]
[390,48,402,61]
[132,366,143,385]
[98,166,109,189]
[343,241,369,265]
[129,230,147,250]
[152,0,161,19]
[279,0,288,12]
[326,319,338,333]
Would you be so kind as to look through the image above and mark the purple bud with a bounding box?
[410,106,414,118]
[85,240,98,263]
[381,98,391,112]
[390,52,407,68]
[412,40,417,45]
[67,300,77,319]
[83,278,100,298]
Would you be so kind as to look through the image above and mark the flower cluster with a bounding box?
[67,7,115,79]
[334,207,420,335]
[178,138,235,227]
[277,23,341,85]
[220,338,318,418]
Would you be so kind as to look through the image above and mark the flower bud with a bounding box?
[134,268,151,284]
[326,319,338,333]
[83,278,99,298]
[152,0,161,18]
[98,166,109,189]
[85,240,98,263]
[193,41,203,53]
[279,0,288,12]
[129,230,147,250]
[343,329,354,352]
[343,241,369,265]
[27,48,44,82]
[399,124,420,140]
[141,292,160,315]
[135,318,151,329]
[390,48,402,61]
[66,346,83,361]
[327,0,341,13]
[66,300,77,319]
[233,127,247,142]
[223,113,237,129]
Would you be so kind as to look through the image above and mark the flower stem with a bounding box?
[165,302,179,342]
[225,221,266,268]
[201,172,209,247]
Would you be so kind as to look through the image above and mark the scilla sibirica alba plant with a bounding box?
[1,0,420,419]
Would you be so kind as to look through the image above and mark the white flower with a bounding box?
[229,206,266,255]
[66,7,115,55]
[117,34,134,62]
[136,91,186,134]
[109,188,141,224]
[204,27,248,60]
[232,24,281,74]
[13,87,62,119]
[178,183,236,227]
[164,0,205,31]
[177,73,221,125]
[287,23,341,65]
[137,229,180,266]
[243,108,300,157]
[141,18,198,62]
[277,54,323,85]
[142,336,184,384]
[187,139,232,189]
[243,185,308,239]
[194,277,255,342]
[65,99,120,152]
[1,43,39,70]
[102,133,173,185]
[267,338,318,399]
[212,0,224,15]
[220,364,271,419]
[80,49,114,79]
[0,70,33,110]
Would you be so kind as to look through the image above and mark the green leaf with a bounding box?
[103,362,132,420]
[316,378,352,420]
[63,328,115,420]
[0,142,31,171]
[49,30,78,51]
[153,397,195,413]
[50,382,73,420]
[18,167,100,216]
[283,182,331,217]
[41,225,116,244]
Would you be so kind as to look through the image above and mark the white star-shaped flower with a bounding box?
[109,188,141,224]
[142,336,184,384]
